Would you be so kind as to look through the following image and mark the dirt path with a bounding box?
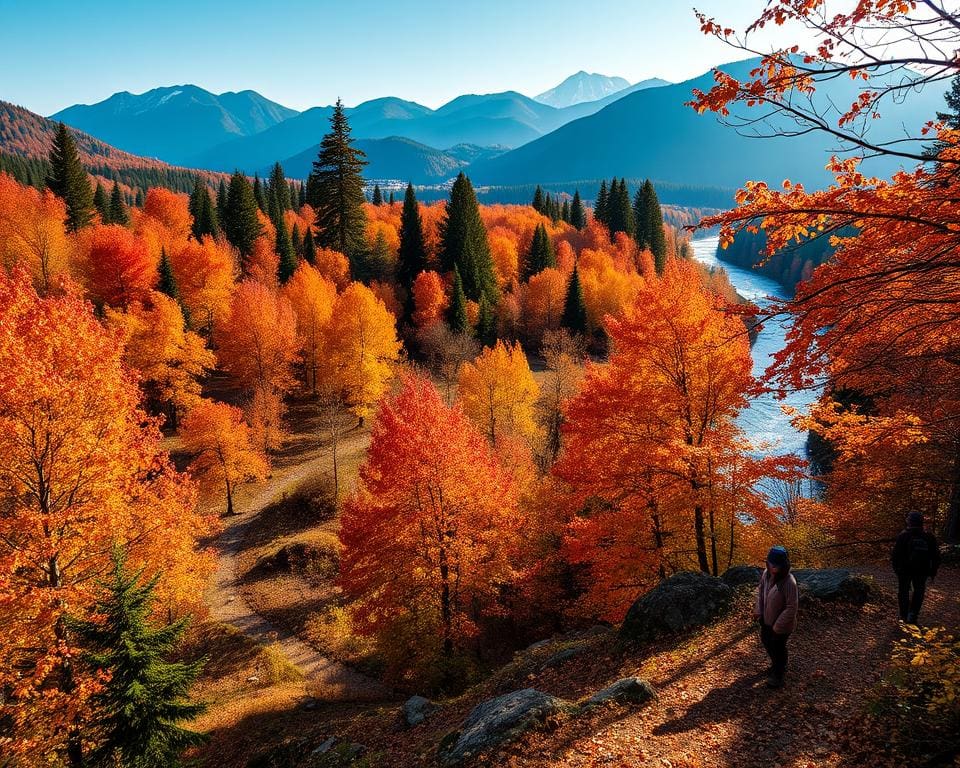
[203,428,390,701]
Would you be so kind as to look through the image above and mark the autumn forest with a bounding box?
[2,2,959,767]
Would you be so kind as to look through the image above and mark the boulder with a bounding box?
[720,565,763,589]
[439,689,572,765]
[581,677,657,709]
[619,572,733,643]
[539,646,584,671]
[403,695,437,727]
[793,569,872,604]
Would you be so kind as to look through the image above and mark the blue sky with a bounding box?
[0,0,798,115]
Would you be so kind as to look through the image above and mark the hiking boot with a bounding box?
[766,675,784,689]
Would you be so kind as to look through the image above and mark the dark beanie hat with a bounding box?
[767,546,789,568]
[907,511,924,528]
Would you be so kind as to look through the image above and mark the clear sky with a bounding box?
[0,0,798,116]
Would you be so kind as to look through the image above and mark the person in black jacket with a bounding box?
[891,511,941,624]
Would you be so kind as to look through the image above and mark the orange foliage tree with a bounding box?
[281,262,337,392]
[0,173,72,293]
[179,399,269,515]
[411,269,448,328]
[105,291,215,425]
[321,281,401,425]
[339,374,523,685]
[78,223,156,307]
[0,270,214,763]
[555,260,792,620]
[168,235,236,332]
[458,340,540,444]
[690,1,960,542]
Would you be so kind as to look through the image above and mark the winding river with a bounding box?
[689,235,816,460]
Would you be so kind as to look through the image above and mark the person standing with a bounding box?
[891,511,941,624]
[753,545,799,689]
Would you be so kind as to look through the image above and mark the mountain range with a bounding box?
[51,85,298,166]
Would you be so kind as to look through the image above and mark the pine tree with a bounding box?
[252,174,266,212]
[157,247,180,301]
[532,185,545,213]
[397,183,428,318]
[561,198,570,224]
[289,181,298,211]
[561,265,588,335]
[570,190,587,230]
[388,190,395,205]
[476,293,497,346]
[291,223,302,257]
[216,179,228,220]
[46,122,94,231]
[634,179,667,273]
[926,72,960,160]
[93,182,109,222]
[190,184,218,241]
[448,266,469,334]
[439,172,498,304]
[298,181,307,208]
[306,98,369,271]
[269,162,290,211]
[135,188,145,208]
[109,181,129,226]
[524,223,556,280]
[594,180,609,226]
[223,171,264,266]
[358,228,390,284]
[67,547,207,768]
[608,178,634,237]
[302,227,317,265]
[371,183,383,206]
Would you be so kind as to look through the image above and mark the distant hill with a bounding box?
[51,85,298,166]
[535,71,631,108]
[189,89,642,174]
[0,100,227,195]
[468,57,947,190]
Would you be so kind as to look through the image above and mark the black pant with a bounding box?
[760,623,789,679]
[897,570,927,621]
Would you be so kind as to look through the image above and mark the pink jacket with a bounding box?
[755,569,799,634]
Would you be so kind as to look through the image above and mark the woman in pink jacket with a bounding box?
[753,545,799,688]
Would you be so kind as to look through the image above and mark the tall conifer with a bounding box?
[439,172,498,305]
[46,122,94,231]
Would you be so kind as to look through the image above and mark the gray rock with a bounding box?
[793,568,872,604]
[720,565,763,588]
[539,646,583,670]
[582,677,657,709]
[403,694,437,727]
[619,572,733,643]
[439,688,572,765]
[311,736,337,756]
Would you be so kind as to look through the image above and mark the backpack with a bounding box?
[907,532,932,571]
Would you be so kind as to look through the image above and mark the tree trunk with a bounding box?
[225,476,234,516]
[708,505,719,576]
[439,545,453,657]
[946,440,960,543]
[693,502,710,573]
[650,504,667,579]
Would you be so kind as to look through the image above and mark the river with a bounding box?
[689,235,816,460]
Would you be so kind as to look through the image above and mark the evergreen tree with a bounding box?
[269,162,290,211]
[607,178,634,237]
[448,266,469,334]
[252,174,266,212]
[67,547,207,768]
[289,181,298,211]
[926,72,960,160]
[570,189,587,230]
[277,225,297,283]
[93,182,109,223]
[291,223,302,258]
[634,179,667,273]
[46,122,94,231]
[223,171,263,266]
[298,181,307,208]
[306,98,369,272]
[302,226,317,265]
[476,293,497,346]
[439,172,498,304]
[216,178,228,220]
[135,188,145,208]
[561,265,588,335]
[109,181,129,226]
[388,190,395,205]
[190,183,218,241]
[532,185,545,213]
[371,183,383,206]
[561,198,570,224]
[594,180,609,226]
[524,223,556,280]
[397,183,428,319]
[358,228,391,284]
[157,247,180,301]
